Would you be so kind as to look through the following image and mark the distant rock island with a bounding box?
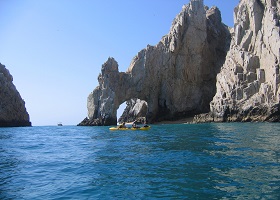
[79,0,280,126]
[0,63,31,127]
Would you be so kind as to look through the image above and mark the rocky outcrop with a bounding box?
[79,0,230,126]
[118,99,148,124]
[78,98,148,126]
[0,63,31,127]
[194,0,280,122]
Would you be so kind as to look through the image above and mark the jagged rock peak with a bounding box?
[160,0,207,53]
[101,57,119,74]
[79,0,230,126]
[194,0,280,122]
[0,63,31,127]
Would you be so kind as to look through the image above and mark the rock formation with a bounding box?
[194,0,280,122]
[118,99,148,124]
[79,0,230,126]
[0,63,31,127]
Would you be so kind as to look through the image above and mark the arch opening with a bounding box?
[117,102,126,124]
[117,98,148,124]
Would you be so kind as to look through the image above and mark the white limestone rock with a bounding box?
[195,0,280,122]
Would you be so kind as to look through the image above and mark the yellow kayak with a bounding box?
[109,126,151,131]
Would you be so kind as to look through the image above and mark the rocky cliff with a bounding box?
[79,0,230,126]
[0,63,31,127]
[194,0,280,122]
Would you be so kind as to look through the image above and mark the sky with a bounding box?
[0,0,239,126]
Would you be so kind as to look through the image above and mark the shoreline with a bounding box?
[153,117,194,125]
[121,117,194,126]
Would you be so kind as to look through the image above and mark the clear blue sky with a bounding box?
[0,0,239,126]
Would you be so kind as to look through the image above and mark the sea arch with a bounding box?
[83,1,230,126]
[87,56,158,125]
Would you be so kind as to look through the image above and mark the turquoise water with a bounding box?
[0,123,280,199]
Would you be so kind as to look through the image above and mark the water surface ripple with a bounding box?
[0,123,279,199]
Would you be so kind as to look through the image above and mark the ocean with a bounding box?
[0,123,279,199]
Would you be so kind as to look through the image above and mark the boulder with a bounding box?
[0,63,31,127]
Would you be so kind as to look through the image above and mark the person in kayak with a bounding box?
[132,120,139,128]
[119,122,126,128]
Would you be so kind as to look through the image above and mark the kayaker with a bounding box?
[119,122,126,128]
[132,120,138,128]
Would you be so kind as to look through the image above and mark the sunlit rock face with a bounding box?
[0,63,31,127]
[79,0,230,126]
[194,0,280,122]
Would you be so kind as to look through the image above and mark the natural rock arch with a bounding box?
[79,0,231,126]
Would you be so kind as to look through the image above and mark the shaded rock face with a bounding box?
[194,0,280,122]
[0,63,31,127]
[80,0,230,126]
[118,99,148,124]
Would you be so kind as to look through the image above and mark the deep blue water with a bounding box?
[0,123,280,199]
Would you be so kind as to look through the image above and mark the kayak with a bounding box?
[109,126,151,131]
[131,126,151,131]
